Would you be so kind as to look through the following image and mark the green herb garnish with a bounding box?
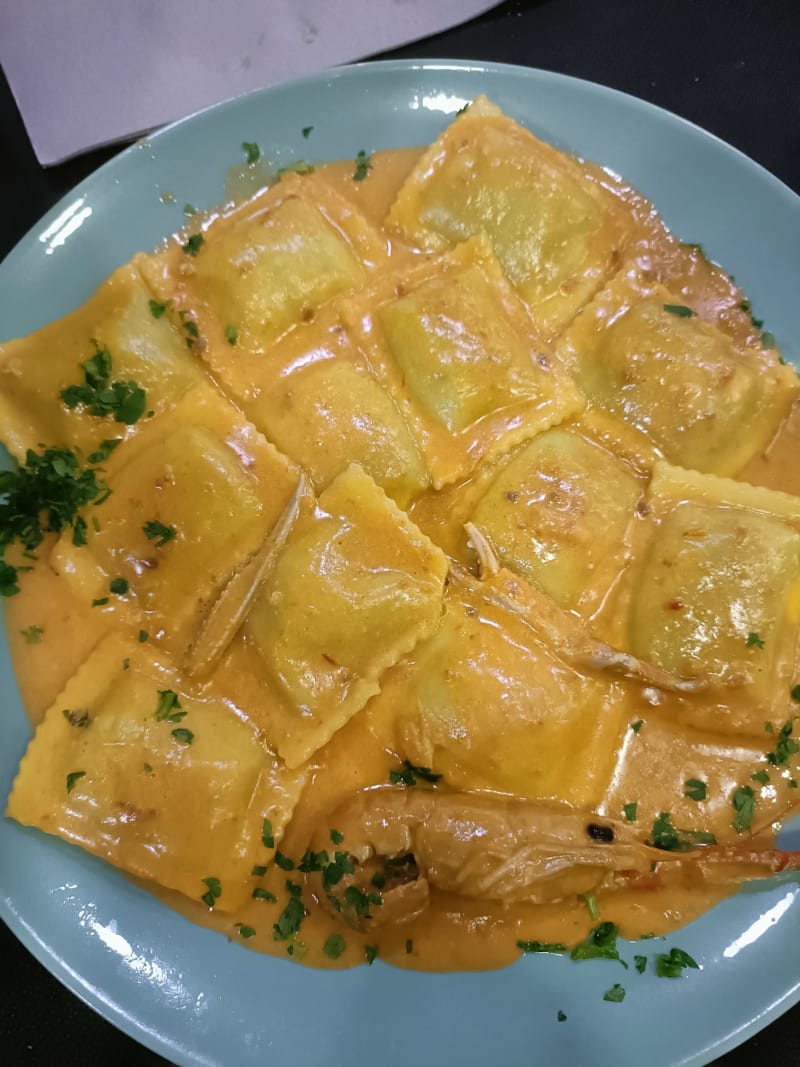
[654,947,699,978]
[330,828,344,845]
[732,785,756,833]
[663,304,695,318]
[143,519,176,547]
[766,720,799,767]
[182,233,204,256]
[171,727,193,745]
[201,876,222,908]
[155,689,186,723]
[61,344,146,424]
[389,759,442,787]
[364,944,378,965]
[323,933,346,960]
[353,149,372,181]
[20,624,44,644]
[242,141,260,164]
[109,577,128,596]
[274,851,295,871]
[683,778,707,802]
[224,325,238,346]
[148,299,170,319]
[623,802,638,822]
[273,881,305,941]
[517,940,568,955]
[262,818,275,849]
[252,888,277,903]
[570,922,621,962]
[65,770,86,793]
[746,632,765,648]
[603,984,626,1002]
[649,812,717,852]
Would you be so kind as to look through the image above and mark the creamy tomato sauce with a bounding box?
[5,145,800,973]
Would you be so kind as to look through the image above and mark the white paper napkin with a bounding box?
[0,0,498,165]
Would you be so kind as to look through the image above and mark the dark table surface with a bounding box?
[1,1,799,1064]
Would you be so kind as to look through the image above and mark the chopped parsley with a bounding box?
[91,597,109,607]
[623,802,638,822]
[224,324,238,346]
[297,849,328,873]
[343,885,382,919]
[61,344,146,424]
[138,629,149,643]
[181,316,200,347]
[405,938,413,954]
[277,160,315,177]
[654,947,699,978]
[201,876,222,908]
[273,881,305,941]
[171,727,193,745]
[583,892,600,921]
[603,983,626,1003]
[791,685,800,703]
[389,759,442,787]
[182,233,204,256]
[0,446,112,594]
[364,944,378,965]
[570,922,621,962]
[517,939,568,955]
[663,304,695,318]
[183,203,197,216]
[557,1010,567,1023]
[630,720,644,733]
[330,828,344,845]
[746,632,765,648]
[634,954,647,974]
[751,769,770,785]
[323,933,346,960]
[251,864,268,877]
[649,811,717,852]
[252,887,277,903]
[109,577,129,596]
[155,689,186,723]
[65,770,86,793]
[732,785,756,833]
[322,851,355,891]
[20,624,44,644]
[242,141,260,164]
[274,851,295,871]
[302,125,314,138]
[766,720,798,766]
[237,924,257,939]
[148,298,170,319]
[353,149,372,181]
[87,439,121,464]
[683,778,707,802]
[143,519,176,547]
[143,762,153,774]
[261,818,275,850]
[762,331,777,349]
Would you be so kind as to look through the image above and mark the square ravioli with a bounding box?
[365,569,635,811]
[387,96,633,337]
[187,308,429,506]
[51,382,302,672]
[468,420,647,618]
[0,263,203,462]
[606,462,800,735]
[340,235,584,488]
[138,172,388,374]
[6,635,305,911]
[555,270,797,477]
[243,463,448,768]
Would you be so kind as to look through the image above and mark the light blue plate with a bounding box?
[2,60,800,1067]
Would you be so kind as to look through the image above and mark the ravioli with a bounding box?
[556,270,797,476]
[387,96,632,336]
[0,263,202,461]
[366,569,633,810]
[6,635,305,911]
[468,423,646,616]
[610,463,800,734]
[139,173,388,376]
[207,311,429,505]
[340,235,584,487]
[244,464,448,767]
[51,382,302,671]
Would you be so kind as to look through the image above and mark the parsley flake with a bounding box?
[751,769,770,785]
[261,818,275,850]
[251,864,268,877]
[242,141,260,164]
[138,629,149,642]
[517,939,567,955]
[109,577,128,596]
[65,770,86,793]
[20,624,44,644]
[683,778,707,802]
[603,983,626,1003]
[766,720,799,766]
[274,851,295,871]
[273,882,305,941]
[297,849,329,873]
[663,304,695,318]
[654,947,699,978]
[365,944,378,965]
[322,851,355,891]
[746,631,765,648]
[353,149,372,181]
[649,811,717,852]
[570,921,621,962]
[302,126,314,138]
[557,1010,567,1022]
[634,954,647,974]
[201,876,221,908]
[623,802,638,822]
[732,785,756,834]
[224,325,238,346]
[143,519,176,547]
[389,759,442,787]
[237,924,257,939]
[182,233,204,256]
[791,685,800,703]
[323,933,346,960]
[63,708,89,728]
[583,892,600,921]
[253,887,277,903]
[405,938,413,954]
[330,828,344,845]
[171,727,194,745]
[148,298,170,319]
[91,597,109,607]
[630,720,644,733]
[87,439,121,464]
[155,689,186,723]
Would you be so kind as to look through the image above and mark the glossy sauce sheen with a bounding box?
[5,142,800,973]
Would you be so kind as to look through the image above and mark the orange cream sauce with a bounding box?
[5,146,800,973]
